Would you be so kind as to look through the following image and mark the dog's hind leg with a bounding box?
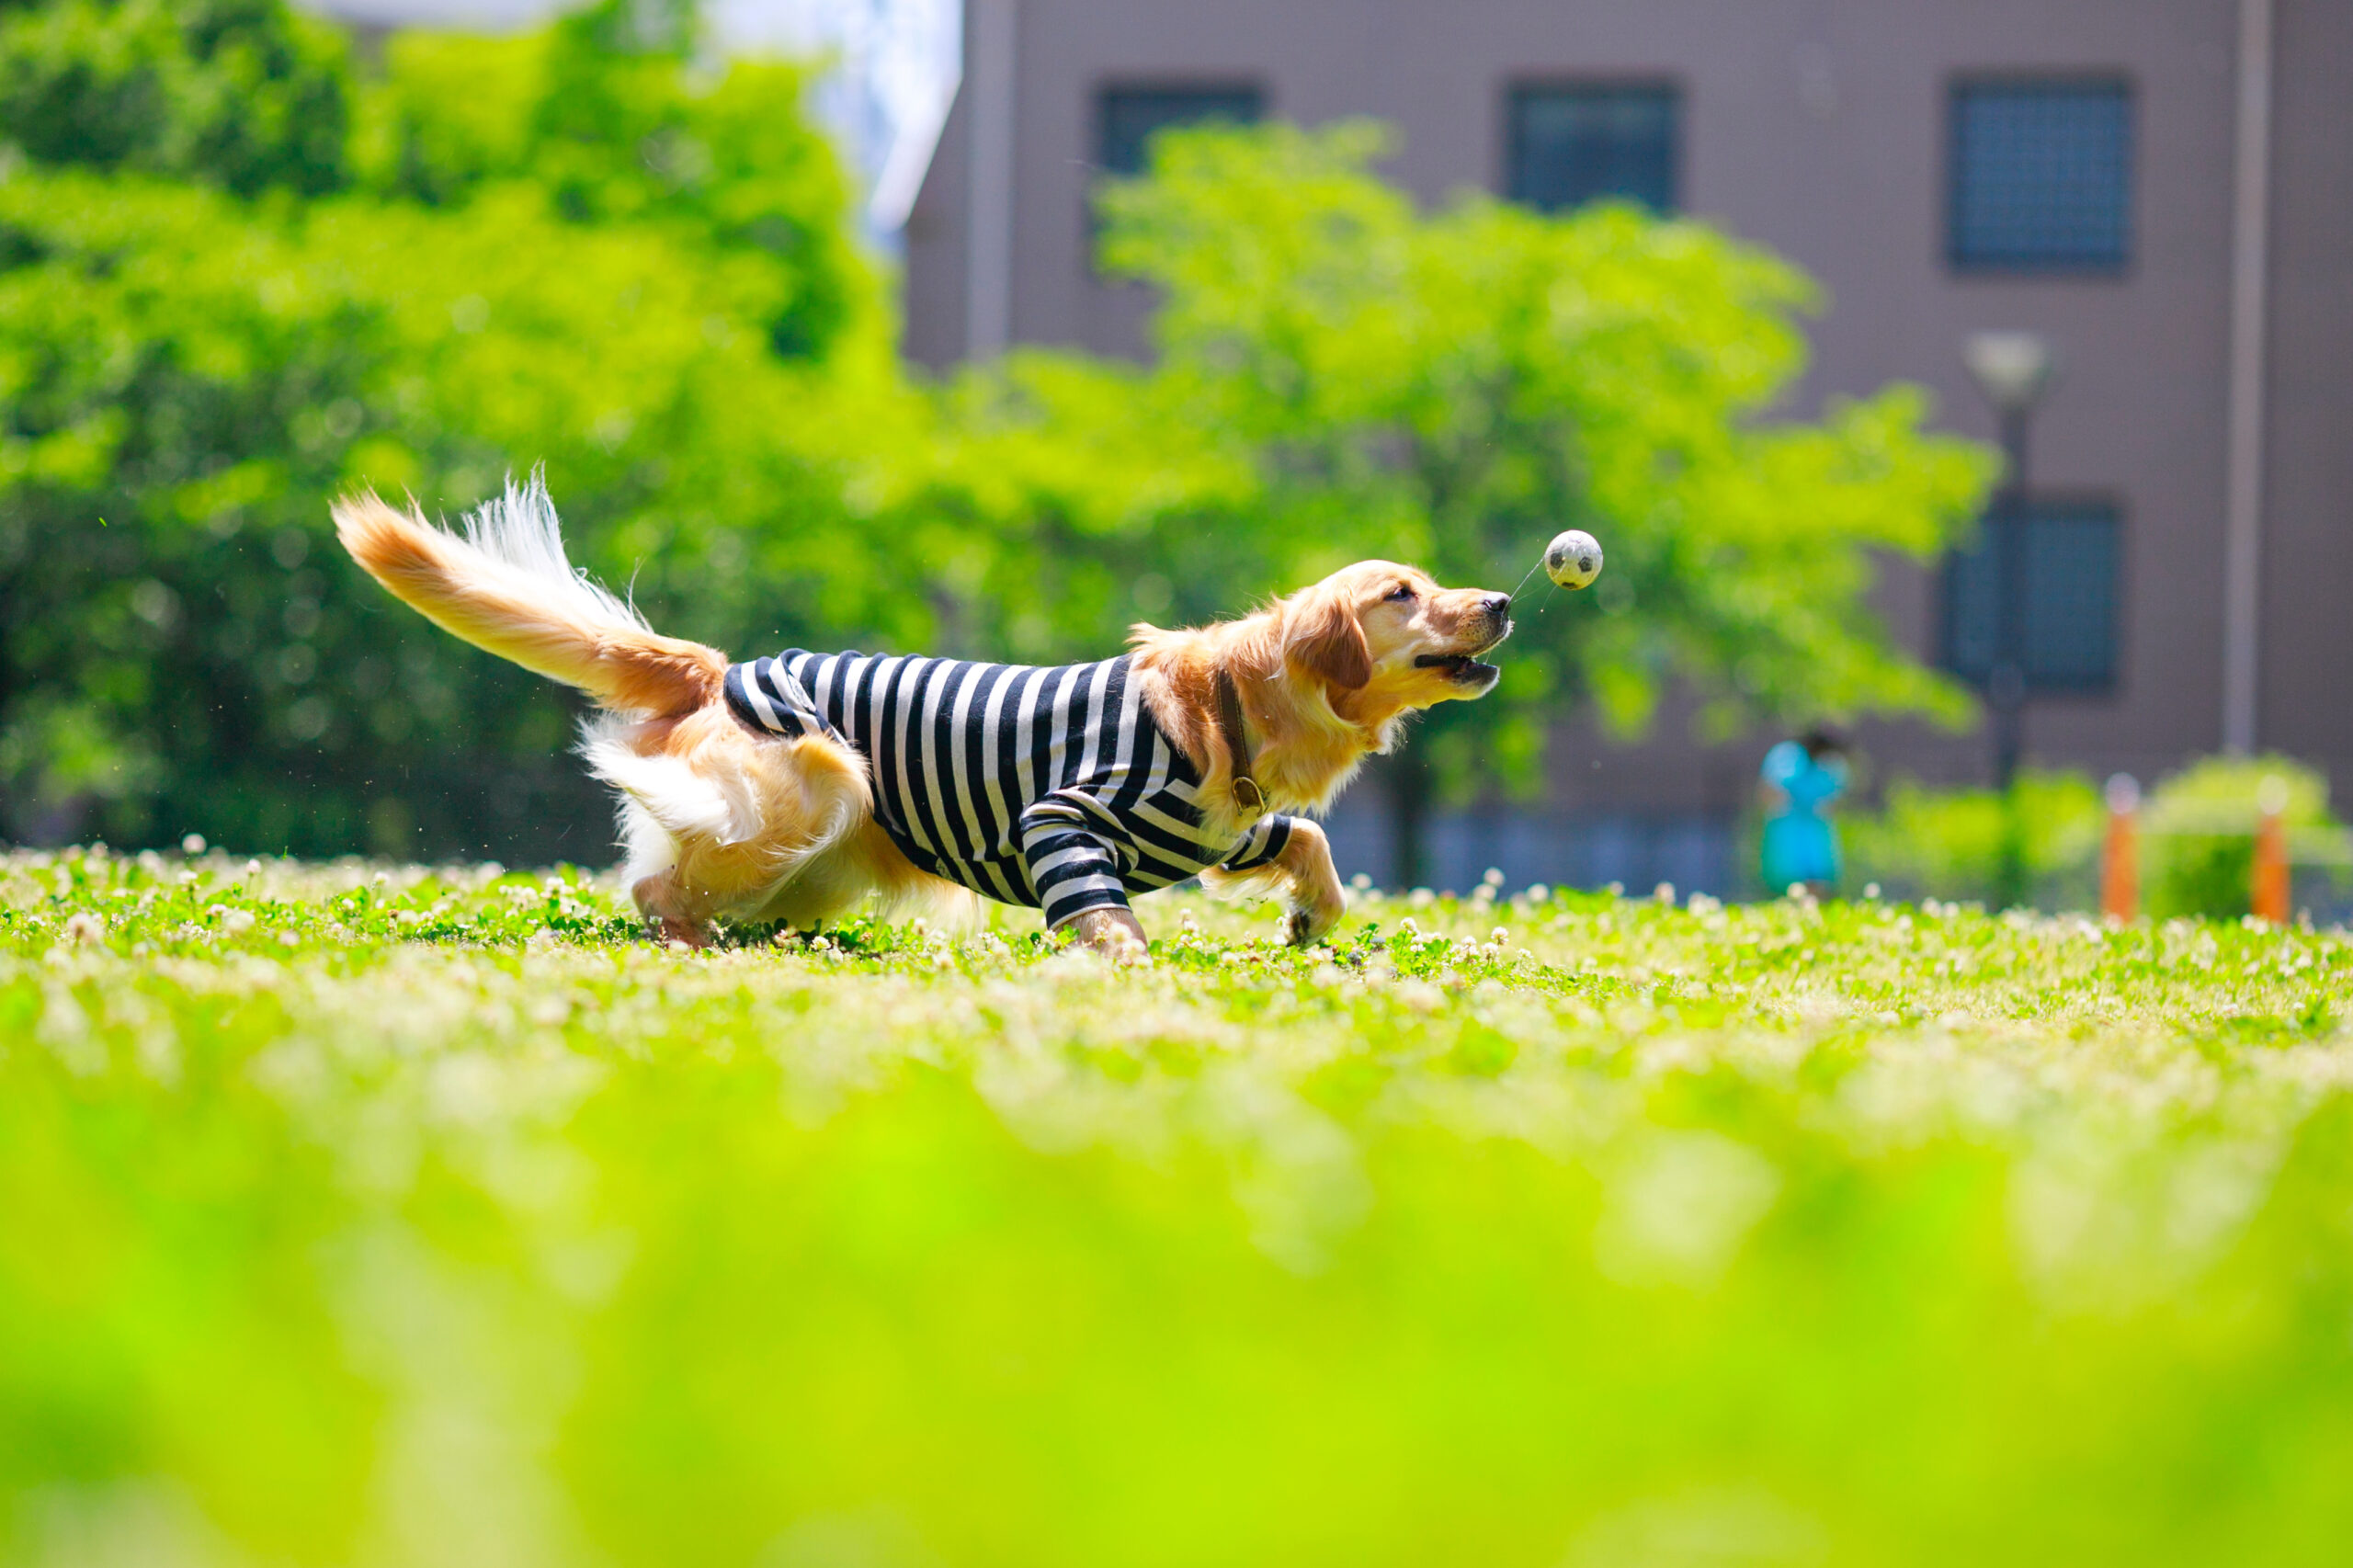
[747,816,971,935]
[632,869,715,949]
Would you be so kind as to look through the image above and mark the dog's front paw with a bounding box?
[1068,906,1151,964]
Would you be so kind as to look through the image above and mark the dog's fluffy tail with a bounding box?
[333,472,724,717]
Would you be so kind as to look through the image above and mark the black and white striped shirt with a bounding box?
[725,651,1296,928]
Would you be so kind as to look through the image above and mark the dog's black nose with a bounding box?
[1482,594,1512,617]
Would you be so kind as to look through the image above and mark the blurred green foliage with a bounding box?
[1844,770,2107,908]
[2145,754,2345,920]
[0,0,915,858]
[1839,756,2352,917]
[0,0,349,195]
[1,3,1992,869]
[4,849,2352,1563]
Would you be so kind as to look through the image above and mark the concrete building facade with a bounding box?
[898,0,2351,893]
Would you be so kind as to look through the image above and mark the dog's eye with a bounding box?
[1385,583,1415,602]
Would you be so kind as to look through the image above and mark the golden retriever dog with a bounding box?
[333,476,1511,957]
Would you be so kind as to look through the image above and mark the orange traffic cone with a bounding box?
[2100,774,2139,924]
[2252,776,2290,926]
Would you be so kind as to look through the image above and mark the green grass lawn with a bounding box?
[4,846,2350,1568]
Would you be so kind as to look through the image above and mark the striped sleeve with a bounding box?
[1018,790,1133,928]
[1219,813,1296,873]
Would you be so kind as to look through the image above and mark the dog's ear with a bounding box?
[1286,586,1372,691]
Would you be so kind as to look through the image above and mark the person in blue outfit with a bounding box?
[1759,727,1850,896]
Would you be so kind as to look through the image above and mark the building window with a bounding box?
[1949,81,2132,272]
[1097,85,1263,178]
[1942,500,2121,692]
[1506,84,1679,214]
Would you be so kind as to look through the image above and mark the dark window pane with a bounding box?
[1941,501,2120,692]
[2023,506,2120,687]
[1943,540,2002,680]
[1949,82,2131,271]
[1097,85,1263,177]
[1507,85,1678,213]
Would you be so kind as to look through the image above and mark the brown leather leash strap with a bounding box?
[1212,668,1267,816]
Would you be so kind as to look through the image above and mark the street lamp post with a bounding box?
[1962,331,2056,909]
[1989,398,2030,790]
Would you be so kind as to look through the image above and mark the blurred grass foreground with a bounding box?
[6,848,2353,1566]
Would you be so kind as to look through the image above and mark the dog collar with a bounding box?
[1213,668,1266,816]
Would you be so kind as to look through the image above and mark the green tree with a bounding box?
[912,123,1995,881]
[0,0,920,856]
[0,0,350,195]
[354,0,864,360]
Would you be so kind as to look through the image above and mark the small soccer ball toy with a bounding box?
[1544,530,1604,590]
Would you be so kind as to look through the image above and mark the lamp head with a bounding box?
[1963,330,2056,415]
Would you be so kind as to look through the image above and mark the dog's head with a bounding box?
[1281,560,1513,715]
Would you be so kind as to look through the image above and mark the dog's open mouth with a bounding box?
[1415,620,1510,686]
[1414,652,1500,684]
